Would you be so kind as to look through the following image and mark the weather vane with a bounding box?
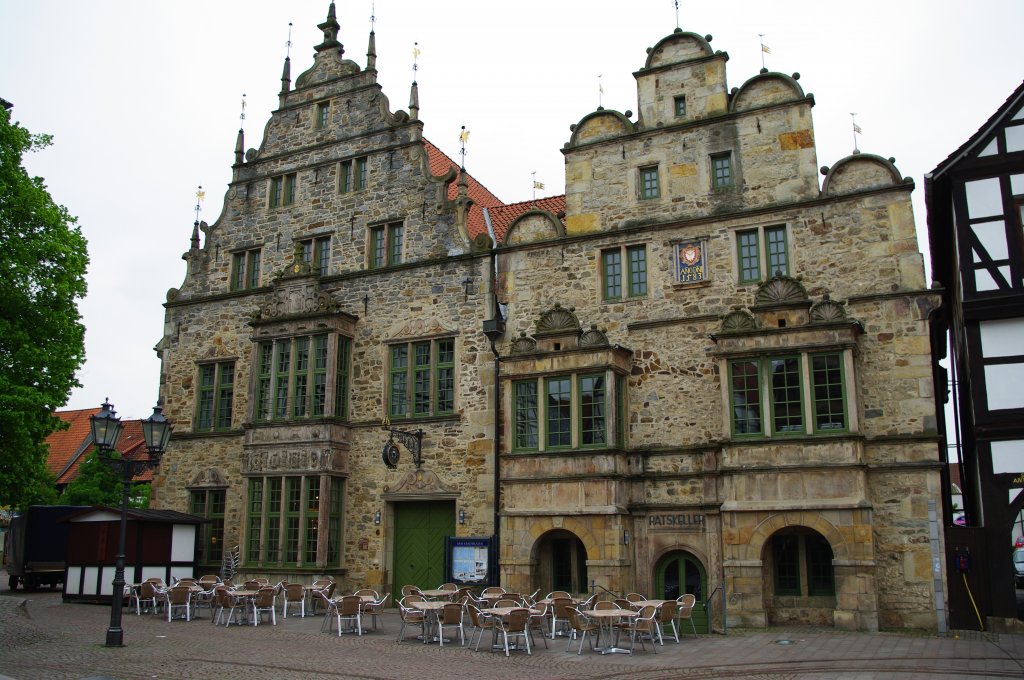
[370,1,376,31]
[459,126,469,168]
[851,113,863,153]
[759,34,771,70]
[239,93,247,131]
[532,172,544,201]
[598,74,604,108]
[286,22,293,58]
[194,185,205,223]
[674,0,681,30]
[412,41,420,79]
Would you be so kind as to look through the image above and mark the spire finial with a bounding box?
[240,94,247,131]
[316,2,343,55]
[674,0,681,30]
[191,185,204,250]
[459,126,469,170]
[286,21,293,59]
[412,42,420,80]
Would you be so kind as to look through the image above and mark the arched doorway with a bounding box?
[533,529,588,595]
[653,550,709,633]
[763,526,836,626]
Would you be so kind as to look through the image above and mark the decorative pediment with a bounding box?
[536,304,581,336]
[809,295,848,323]
[510,332,538,356]
[389,318,457,341]
[754,274,809,306]
[579,325,610,348]
[252,280,338,321]
[382,468,458,499]
[720,309,758,332]
[187,467,228,489]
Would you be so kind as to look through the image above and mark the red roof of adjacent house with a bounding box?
[47,408,101,485]
[423,138,505,241]
[46,409,152,485]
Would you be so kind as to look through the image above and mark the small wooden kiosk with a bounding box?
[61,507,205,603]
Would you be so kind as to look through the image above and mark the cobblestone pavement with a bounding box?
[1,588,1022,680]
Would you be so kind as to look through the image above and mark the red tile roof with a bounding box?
[47,408,101,485]
[423,138,505,242]
[486,196,567,244]
[46,410,152,485]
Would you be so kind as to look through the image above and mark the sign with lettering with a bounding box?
[675,240,707,284]
[648,513,706,532]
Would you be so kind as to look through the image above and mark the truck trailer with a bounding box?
[4,505,87,590]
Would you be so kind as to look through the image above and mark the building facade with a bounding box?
[926,80,1024,629]
[153,4,944,631]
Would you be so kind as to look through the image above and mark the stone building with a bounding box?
[153,3,944,631]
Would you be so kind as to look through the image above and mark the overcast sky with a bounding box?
[2,1,1022,419]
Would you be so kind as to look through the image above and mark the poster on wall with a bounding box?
[675,239,708,284]
[444,536,494,586]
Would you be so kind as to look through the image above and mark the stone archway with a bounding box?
[729,511,878,631]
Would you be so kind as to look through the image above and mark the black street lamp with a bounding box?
[89,398,171,647]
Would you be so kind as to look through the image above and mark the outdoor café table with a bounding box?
[630,599,671,609]
[409,600,448,643]
[230,589,260,625]
[537,596,580,606]
[419,588,458,600]
[584,608,639,655]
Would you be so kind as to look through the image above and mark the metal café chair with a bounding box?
[675,593,699,638]
[251,586,277,626]
[282,583,307,618]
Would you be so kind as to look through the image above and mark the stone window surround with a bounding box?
[732,223,791,284]
[368,220,404,269]
[338,156,368,194]
[638,164,660,200]
[299,234,332,276]
[600,242,648,301]
[230,246,262,291]
[268,172,297,209]
[386,336,456,420]
[711,151,734,189]
[315,100,330,129]
[195,359,235,432]
[674,94,686,118]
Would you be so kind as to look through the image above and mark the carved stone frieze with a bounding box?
[242,448,347,475]
[382,468,458,499]
[389,317,457,340]
[187,467,228,489]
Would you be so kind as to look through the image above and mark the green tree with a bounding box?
[0,106,88,510]
[58,449,149,509]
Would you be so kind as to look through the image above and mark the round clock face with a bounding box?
[382,442,400,468]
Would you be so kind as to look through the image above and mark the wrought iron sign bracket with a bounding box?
[381,419,424,470]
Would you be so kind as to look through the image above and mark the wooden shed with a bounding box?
[61,507,205,603]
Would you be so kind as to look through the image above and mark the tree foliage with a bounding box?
[0,107,88,510]
[58,449,149,509]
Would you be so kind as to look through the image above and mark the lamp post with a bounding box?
[89,398,171,647]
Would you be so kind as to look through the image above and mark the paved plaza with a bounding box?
[1,585,1023,680]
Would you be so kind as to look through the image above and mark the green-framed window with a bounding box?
[269,173,297,208]
[602,244,647,300]
[388,338,455,418]
[711,153,733,188]
[254,334,350,422]
[369,221,404,268]
[513,381,539,450]
[639,165,660,200]
[736,224,789,283]
[301,236,331,276]
[674,95,686,117]
[728,360,762,436]
[230,248,262,291]
[195,361,234,431]
[334,336,351,420]
[189,489,225,565]
[340,156,368,193]
[728,352,848,437]
[546,377,572,448]
[770,356,803,434]
[316,101,330,129]
[579,374,606,446]
[512,372,619,451]
[246,475,341,568]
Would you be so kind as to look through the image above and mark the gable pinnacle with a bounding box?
[315,2,343,55]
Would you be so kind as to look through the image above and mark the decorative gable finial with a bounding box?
[316,2,343,55]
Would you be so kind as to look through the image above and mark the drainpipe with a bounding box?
[481,247,505,584]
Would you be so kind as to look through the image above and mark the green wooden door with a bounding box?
[393,501,454,593]
[654,551,710,633]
